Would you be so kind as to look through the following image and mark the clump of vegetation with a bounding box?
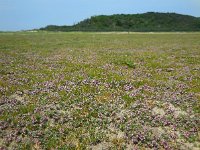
[112,56,136,68]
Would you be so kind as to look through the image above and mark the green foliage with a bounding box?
[113,58,135,68]
[122,94,136,106]
[40,12,200,32]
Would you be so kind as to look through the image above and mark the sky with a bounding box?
[0,0,200,31]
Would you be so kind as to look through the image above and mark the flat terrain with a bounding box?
[0,32,200,149]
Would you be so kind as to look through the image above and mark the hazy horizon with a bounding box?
[0,0,200,31]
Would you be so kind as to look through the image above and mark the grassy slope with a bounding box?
[0,32,200,149]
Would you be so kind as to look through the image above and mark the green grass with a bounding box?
[0,32,200,149]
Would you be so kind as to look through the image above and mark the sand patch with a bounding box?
[152,107,165,116]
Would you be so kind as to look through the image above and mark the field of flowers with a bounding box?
[0,32,199,149]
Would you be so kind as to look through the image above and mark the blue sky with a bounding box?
[0,0,200,31]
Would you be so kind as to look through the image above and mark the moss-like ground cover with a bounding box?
[0,32,199,149]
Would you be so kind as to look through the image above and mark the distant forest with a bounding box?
[40,12,200,32]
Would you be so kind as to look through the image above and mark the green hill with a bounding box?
[40,12,200,32]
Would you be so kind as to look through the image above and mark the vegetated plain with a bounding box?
[0,32,199,149]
